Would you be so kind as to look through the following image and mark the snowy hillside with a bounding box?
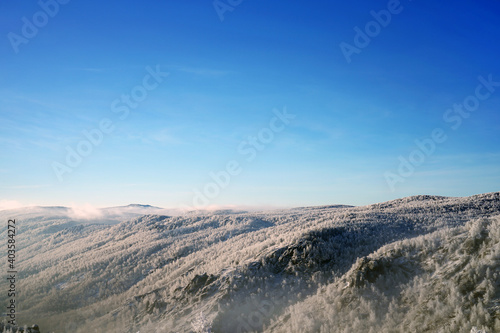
[0,192,499,332]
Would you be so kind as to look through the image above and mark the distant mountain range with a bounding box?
[0,192,498,332]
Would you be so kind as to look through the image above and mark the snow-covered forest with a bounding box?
[0,192,499,332]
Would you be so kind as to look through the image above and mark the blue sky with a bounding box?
[1,0,499,210]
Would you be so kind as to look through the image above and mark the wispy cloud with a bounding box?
[68,203,103,220]
[1,184,51,190]
[126,128,185,146]
[175,66,234,77]
[0,122,67,152]
[0,200,25,211]
[431,152,500,162]
[66,67,110,73]
[149,128,184,145]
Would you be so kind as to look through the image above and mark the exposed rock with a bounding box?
[348,255,415,288]
[184,273,218,295]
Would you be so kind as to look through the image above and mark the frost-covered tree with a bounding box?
[191,311,212,333]
[0,192,498,332]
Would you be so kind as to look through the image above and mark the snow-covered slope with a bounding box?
[268,215,500,333]
[0,192,498,332]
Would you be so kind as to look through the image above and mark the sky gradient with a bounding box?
[1,0,499,210]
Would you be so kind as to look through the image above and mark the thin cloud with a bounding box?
[150,128,184,145]
[175,66,234,77]
[0,200,25,211]
[2,184,51,190]
[125,129,185,146]
[68,203,103,220]
[66,67,110,72]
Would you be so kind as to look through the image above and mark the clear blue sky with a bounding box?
[1,0,499,210]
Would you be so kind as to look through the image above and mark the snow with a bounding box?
[0,192,498,332]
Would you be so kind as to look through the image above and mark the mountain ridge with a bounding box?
[0,192,498,332]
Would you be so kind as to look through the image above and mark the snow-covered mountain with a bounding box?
[0,193,499,332]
